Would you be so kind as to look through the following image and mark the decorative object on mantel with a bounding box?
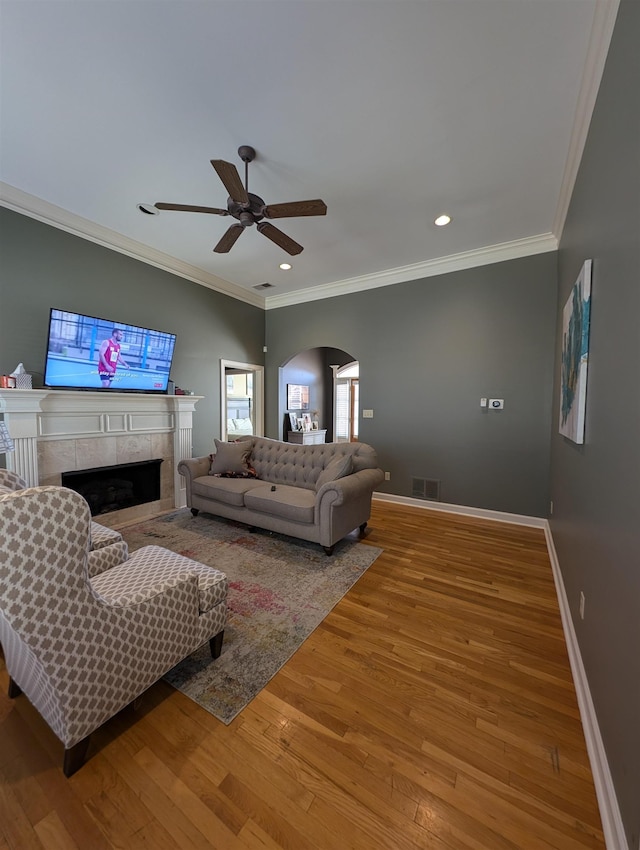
[122,510,382,724]
[10,363,32,390]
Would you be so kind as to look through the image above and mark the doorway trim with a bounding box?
[220,359,264,440]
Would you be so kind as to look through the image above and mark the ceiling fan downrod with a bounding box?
[237,145,256,197]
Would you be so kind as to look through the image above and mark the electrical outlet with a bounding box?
[362,409,374,418]
[384,471,390,481]
[579,592,585,620]
[480,397,488,408]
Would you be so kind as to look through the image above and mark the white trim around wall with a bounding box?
[544,526,630,850]
[373,491,548,528]
[372,492,629,850]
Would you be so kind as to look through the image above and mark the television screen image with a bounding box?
[44,309,177,393]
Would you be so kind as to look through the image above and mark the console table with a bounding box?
[288,429,326,445]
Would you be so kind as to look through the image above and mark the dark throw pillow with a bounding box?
[209,439,252,475]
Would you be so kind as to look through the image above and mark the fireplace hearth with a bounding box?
[62,459,163,516]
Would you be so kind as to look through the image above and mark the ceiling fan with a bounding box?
[155,145,327,256]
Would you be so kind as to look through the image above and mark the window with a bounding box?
[334,362,359,442]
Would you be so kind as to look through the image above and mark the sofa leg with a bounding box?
[323,545,334,556]
[63,735,91,777]
[359,521,368,535]
[190,508,199,517]
[209,630,224,659]
[8,677,22,699]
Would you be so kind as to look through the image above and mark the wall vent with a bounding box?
[412,477,441,501]
[253,282,274,290]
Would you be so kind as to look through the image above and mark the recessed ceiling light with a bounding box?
[137,203,159,215]
[434,214,451,227]
[279,263,292,270]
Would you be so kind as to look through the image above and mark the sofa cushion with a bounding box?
[209,439,252,475]
[192,475,263,507]
[315,453,353,490]
[244,484,316,524]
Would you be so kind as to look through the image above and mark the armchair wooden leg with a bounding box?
[63,735,91,777]
[8,677,22,698]
[323,545,334,556]
[190,508,199,517]
[209,630,224,659]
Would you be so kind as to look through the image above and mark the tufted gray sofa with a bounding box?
[177,436,384,554]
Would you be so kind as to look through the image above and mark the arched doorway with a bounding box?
[279,347,355,442]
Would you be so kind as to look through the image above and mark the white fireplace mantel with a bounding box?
[0,389,202,508]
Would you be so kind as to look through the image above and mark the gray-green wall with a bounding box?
[266,252,558,517]
[550,1,640,846]
[0,207,264,457]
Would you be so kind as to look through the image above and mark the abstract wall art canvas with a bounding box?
[559,259,592,444]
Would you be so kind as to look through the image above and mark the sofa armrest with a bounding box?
[178,455,211,482]
[316,467,384,505]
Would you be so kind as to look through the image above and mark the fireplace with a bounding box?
[62,459,163,516]
[0,389,202,519]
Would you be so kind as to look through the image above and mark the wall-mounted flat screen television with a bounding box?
[44,308,177,393]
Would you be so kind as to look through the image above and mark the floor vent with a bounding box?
[412,477,441,501]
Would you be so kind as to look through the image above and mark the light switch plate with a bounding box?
[362,409,374,418]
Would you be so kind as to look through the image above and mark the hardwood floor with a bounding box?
[0,500,605,850]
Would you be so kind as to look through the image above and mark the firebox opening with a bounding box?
[61,459,163,516]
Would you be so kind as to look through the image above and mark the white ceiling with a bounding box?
[0,1,619,309]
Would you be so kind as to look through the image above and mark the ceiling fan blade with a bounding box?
[210,159,249,205]
[155,203,228,215]
[263,199,327,219]
[257,222,303,256]
[213,224,244,253]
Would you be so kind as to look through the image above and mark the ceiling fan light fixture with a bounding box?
[239,211,254,228]
[434,213,451,227]
[137,203,159,215]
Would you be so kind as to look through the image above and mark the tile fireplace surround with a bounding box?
[0,389,201,524]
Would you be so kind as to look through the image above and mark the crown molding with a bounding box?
[552,0,621,240]
[0,183,265,309]
[1,182,558,312]
[264,232,558,310]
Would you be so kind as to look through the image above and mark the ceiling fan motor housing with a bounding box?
[228,192,266,225]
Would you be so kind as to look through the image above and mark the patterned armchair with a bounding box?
[0,468,124,551]
[0,485,227,776]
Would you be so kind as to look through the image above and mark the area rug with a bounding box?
[121,510,382,724]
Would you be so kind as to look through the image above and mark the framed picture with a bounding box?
[559,260,592,444]
[288,412,298,431]
[311,421,319,430]
[287,384,309,410]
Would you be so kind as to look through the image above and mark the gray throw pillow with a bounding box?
[209,439,252,475]
[316,454,352,489]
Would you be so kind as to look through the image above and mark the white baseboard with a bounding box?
[372,493,629,850]
[543,524,629,850]
[372,492,547,528]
